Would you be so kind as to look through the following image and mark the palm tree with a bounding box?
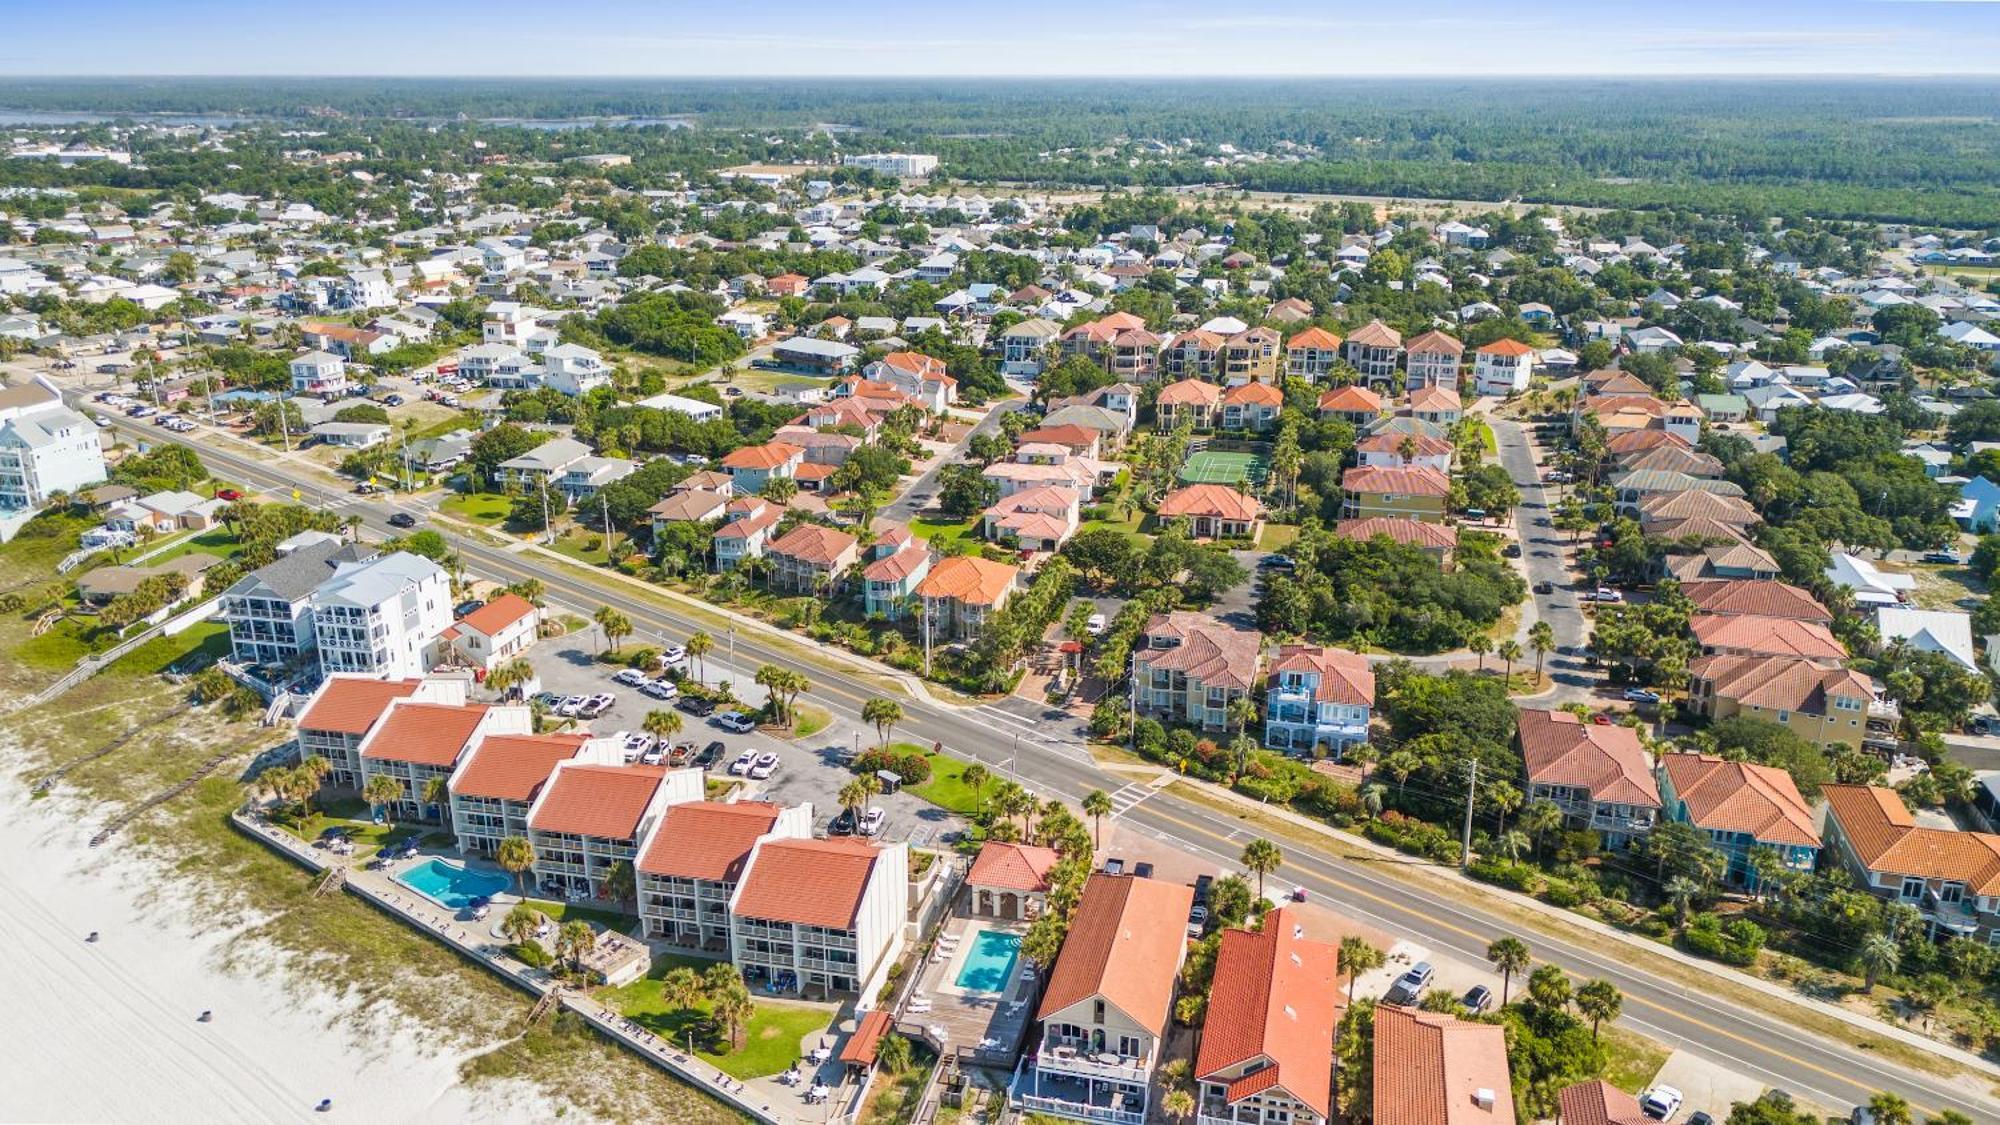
[1527,964,1572,1013]
[363,774,401,820]
[686,630,714,685]
[1082,789,1113,848]
[1664,875,1701,932]
[1576,979,1622,1041]
[1496,639,1523,687]
[297,755,331,813]
[1359,782,1386,819]
[501,903,541,947]
[1160,1087,1195,1125]
[1338,935,1385,1006]
[1867,1092,1913,1125]
[862,697,904,749]
[603,859,637,909]
[1241,838,1283,901]
[704,963,754,1050]
[661,965,705,1022]
[643,709,683,743]
[1486,937,1531,1007]
[1747,845,1784,903]
[1496,829,1530,863]
[555,919,595,974]
[961,762,989,811]
[486,657,536,701]
[1468,633,1491,672]
[423,774,450,821]
[838,776,880,823]
[496,836,536,895]
[1520,799,1564,861]
[876,1032,914,1075]
[1528,620,1554,683]
[594,607,632,654]
[1858,932,1900,993]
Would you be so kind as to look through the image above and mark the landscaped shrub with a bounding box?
[510,941,552,968]
[1680,913,1766,966]
[1468,857,1541,892]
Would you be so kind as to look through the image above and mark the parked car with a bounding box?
[388,512,417,529]
[1639,1085,1683,1120]
[619,731,655,759]
[1260,554,1295,570]
[716,710,757,733]
[1385,961,1434,1005]
[748,752,780,780]
[1688,1114,1714,1125]
[1085,613,1107,636]
[1462,985,1493,1014]
[641,678,680,700]
[677,695,716,717]
[93,414,112,427]
[828,807,857,835]
[1186,904,1209,938]
[660,644,688,664]
[857,807,885,836]
[1502,542,1522,558]
[1922,549,1963,565]
[697,741,725,768]
[215,488,243,501]
[727,750,757,776]
[382,394,404,407]
[1592,586,1625,603]
[1533,581,1555,595]
[579,692,615,718]
[641,745,665,766]
[555,695,587,718]
[1192,874,1214,903]
[1622,688,1661,704]
[454,600,484,618]
[612,668,648,687]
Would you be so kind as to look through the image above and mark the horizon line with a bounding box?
[5,72,2000,82]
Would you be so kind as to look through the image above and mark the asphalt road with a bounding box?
[1493,415,1598,704]
[81,404,2000,1121]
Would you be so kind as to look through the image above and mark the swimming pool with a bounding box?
[395,859,511,910]
[953,929,1022,994]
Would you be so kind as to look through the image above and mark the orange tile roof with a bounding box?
[1288,326,1344,351]
[1556,1080,1651,1125]
[1158,483,1264,523]
[1682,579,1830,623]
[1372,1004,1515,1125]
[452,733,589,802]
[1136,611,1263,690]
[1357,431,1454,456]
[915,555,1018,606]
[768,523,858,567]
[1156,378,1224,406]
[1333,517,1458,550]
[1221,381,1283,406]
[361,702,489,767]
[1347,319,1403,348]
[1016,424,1098,450]
[1037,874,1194,1037]
[457,593,537,638]
[298,677,421,736]
[1689,652,1873,715]
[733,837,884,929]
[966,841,1061,892]
[1516,708,1660,808]
[1606,429,1691,455]
[1342,464,1451,497]
[1637,490,1761,526]
[839,1009,896,1068]
[528,764,669,841]
[1663,752,1820,847]
[1267,644,1373,707]
[1318,385,1382,413]
[1823,784,2000,894]
[1477,337,1536,357]
[1409,385,1462,412]
[1406,329,1465,356]
[721,441,804,471]
[1691,614,1845,662]
[877,351,950,381]
[636,800,785,882]
[863,542,930,583]
[1194,908,1339,1118]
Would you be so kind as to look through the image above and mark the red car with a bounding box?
[1591,713,1613,725]
[215,488,243,501]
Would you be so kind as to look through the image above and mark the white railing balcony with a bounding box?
[1016,1093,1144,1125]
[1038,1044,1151,1085]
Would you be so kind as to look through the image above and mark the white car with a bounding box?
[619,731,655,760]
[1639,1085,1684,1120]
[748,752,780,780]
[612,668,647,686]
[555,695,587,717]
[660,644,688,664]
[1085,613,1106,636]
[1593,587,1625,603]
[579,692,616,718]
[727,749,757,776]
[715,711,757,734]
[641,746,665,766]
[641,678,680,700]
[858,807,886,836]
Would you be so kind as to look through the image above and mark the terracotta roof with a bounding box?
[1221,381,1283,406]
[839,1009,896,1068]
[1691,613,1846,662]
[916,555,1018,606]
[1372,1004,1515,1125]
[637,800,785,882]
[1343,464,1451,497]
[721,441,803,471]
[877,351,951,383]
[1556,1080,1651,1125]
[1015,424,1098,451]
[863,542,930,582]
[1357,431,1454,457]
[1159,483,1263,523]
[1409,385,1462,412]
[1516,708,1660,808]
[1287,326,1343,351]
[1477,337,1536,357]
[1267,644,1374,706]
[456,593,536,638]
[1334,517,1458,550]
[529,764,669,841]
[714,505,781,541]
[1099,311,1147,332]
[1318,385,1382,413]
[768,524,858,567]
[1193,908,1339,1119]
[1037,874,1194,1037]
[648,488,732,522]
[452,733,589,802]
[733,836,885,929]
[1690,652,1874,716]
[1136,611,1263,690]
[1156,378,1224,407]
[1406,329,1465,356]
[1822,784,2000,894]
[966,841,1061,892]
[1606,429,1691,455]
[1348,319,1403,349]
[298,677,421,736]
[1682,579,1830,623]
[1663,752,1820,847]
[361,702,489,767]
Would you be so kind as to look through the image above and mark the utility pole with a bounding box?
[540,482,553,545]
[1460,759,1479,871]
[922,597,932,677]
[1127,650,1138,754]
[277,390,292,453]
[601,494,615,558]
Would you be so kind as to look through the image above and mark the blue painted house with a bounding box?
[1660,752,1821,888]
[1262,644,1374,758]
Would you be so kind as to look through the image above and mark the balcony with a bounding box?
[1037,1042,1151,1085]
[1590,810,1656,835]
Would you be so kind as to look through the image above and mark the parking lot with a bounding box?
[522,638,968,847]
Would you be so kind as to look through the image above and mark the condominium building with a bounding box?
[309,551,453,679]
[841,152,939,177]
[294,674,435,789]
[0,374,107,512]
[525,762,700,900]
[636,800,813,953]
[358,698,514,821]
[1132,611,1262,732]
[446,731,596,858]
[220,538,369,668]
[728,836,909,997]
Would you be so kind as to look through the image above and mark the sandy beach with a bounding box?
[0,783,583,1125]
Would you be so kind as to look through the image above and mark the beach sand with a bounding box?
[0,786,584,1125]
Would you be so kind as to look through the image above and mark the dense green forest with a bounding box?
[8,78,2000,226]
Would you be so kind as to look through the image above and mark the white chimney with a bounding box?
[1473,1088,1497,1111]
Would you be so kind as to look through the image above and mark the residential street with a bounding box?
[1492,414,1597,705]
[80,403,2000,1123]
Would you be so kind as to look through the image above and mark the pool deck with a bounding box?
[896,912,1033,1068]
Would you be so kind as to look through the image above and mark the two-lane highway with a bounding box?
[83,404,2000,1120]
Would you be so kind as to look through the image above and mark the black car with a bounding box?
[827,808,857,835]
[696,740,725,768]
[1533,581,1554,595]
[677,695,717,717]
[1192,873,1214,904]
[388,512,418,529]
[454,599,484,618]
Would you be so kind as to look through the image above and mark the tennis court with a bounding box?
[1178,449,1269,488]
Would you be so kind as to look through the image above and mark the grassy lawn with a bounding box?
[0,509,94,576]
[910,516,980,546]
[407,409,486,443]
[1078,511,1152,544]
[105,620,230,679]
[1475,421,1498,453]
[441,491,515,526]
[524,898,637,931]
[600,954,832,1079]
[1257,523,1300,551]
[905,745,987,815]
[1600,1025,1670,1093]
[550,531,613,567]
[718,368,832,396]
[790,703,833,739]
[143,529,242,565]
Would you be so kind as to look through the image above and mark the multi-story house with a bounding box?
[1332,516,1458,566]
[1132,611,1261,732]
[359,699,514,821]
[728,836,909,997]
[637,800,813,953]
[309,551,452,680]
[482,301,540,346]
[1161,330,1223,381]
[1343,319,1404,388]
[1684,653,1873,750]
[1000,318,1061,377]
[1403,330,1463,390]
[1821,784,2000,942]
[1013,873,1194,1125]
[293,674,432,789]
[1356,431,1453,472]
[1220,326,1280,383]
[983,485,1081,552]
[863,351,957,411]
[289,349,347,395]
[1472,338,1536,395]
[917,555,1019,641]
[1408,385,1463,426]
[1341,465,1450,522]
[526,762,698,900]
[1689,613,1846,664]
[497,436,591,492]
[719,440,805,496]
[1285,327,1344,381]
[1660,751,1821,888]
[446,731,596,857]
[439,593,541,673]
[861,526,931,620]
[1263,644,1374,758]
[1516,708,1660,848]
[1108,328,1162,383]
[1316,384,1383,427]
[1155,378,1222,431]
[1218,381,1282,431]
[0,374,106,511]
[713,498,782,571]
[538,343,613,396]
[765,524,859,594]
[1194,907,1338,1125]
[1372,1004,1515,1125]
[220,537,361,668]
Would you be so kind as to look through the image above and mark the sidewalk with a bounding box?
[1173,768,2000,1084]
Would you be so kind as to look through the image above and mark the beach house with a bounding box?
[526,763,701,900]
[636,800,814,952]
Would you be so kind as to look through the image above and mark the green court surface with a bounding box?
[1179,449,1269,488]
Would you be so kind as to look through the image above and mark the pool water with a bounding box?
[395,858,511,910]
[953,929,1022,993]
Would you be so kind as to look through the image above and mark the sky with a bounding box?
[7,0,2000,77]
